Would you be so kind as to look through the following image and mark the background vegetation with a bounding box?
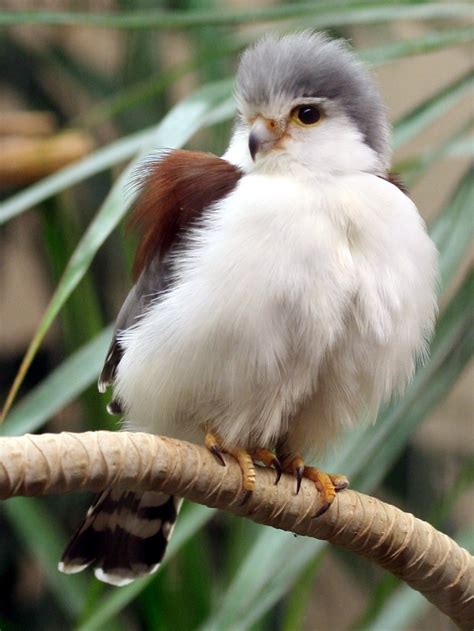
[0,1,472,629]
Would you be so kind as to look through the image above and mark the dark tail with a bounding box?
[59,489,182,586]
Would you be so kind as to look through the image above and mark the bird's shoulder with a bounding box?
[130,149,243,279]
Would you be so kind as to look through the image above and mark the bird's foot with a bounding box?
[204,430,255,504]
[279,452,349,517]
[303,466,349,517]
[204,431,281,504]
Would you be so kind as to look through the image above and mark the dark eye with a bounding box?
[292,105,321,126]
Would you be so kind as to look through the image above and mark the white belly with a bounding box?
[115,172,437,454]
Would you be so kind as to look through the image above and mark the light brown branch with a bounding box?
[0,431,472,629]
[0,131,94,186]
[0,111,57,137]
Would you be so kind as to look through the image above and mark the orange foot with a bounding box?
[204,431,281,503]
[278,452,349,517]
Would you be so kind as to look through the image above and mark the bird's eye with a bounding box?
[291,105,321,127]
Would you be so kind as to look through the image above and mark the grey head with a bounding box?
[234,31,391,172]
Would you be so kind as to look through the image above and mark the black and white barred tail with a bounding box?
[59,489,182,586]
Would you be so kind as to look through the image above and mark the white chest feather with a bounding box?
[116,172,437,454]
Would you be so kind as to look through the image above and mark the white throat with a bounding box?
[223,116,386,178]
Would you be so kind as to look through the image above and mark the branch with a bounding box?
[0,431,472,629]
[0,131,94,187]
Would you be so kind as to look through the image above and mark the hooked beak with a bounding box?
[248,117,284,161]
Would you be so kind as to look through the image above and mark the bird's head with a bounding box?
[227,31,391,177]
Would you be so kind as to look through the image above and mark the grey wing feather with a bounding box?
[98,256,173,411]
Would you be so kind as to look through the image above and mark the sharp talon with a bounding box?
[295,465,304,495]
[277,451,344,514]
[211,446,226,467]
[205,431,227,466]
[239,490,252,506]
[250,448,281,484]
[274,460,282,485]
[313,501,330,518]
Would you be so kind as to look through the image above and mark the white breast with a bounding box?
[115,172,437,454]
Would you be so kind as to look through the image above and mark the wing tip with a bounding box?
[58,560,90,575]
[97,379,108,394]
[94,564,160,586]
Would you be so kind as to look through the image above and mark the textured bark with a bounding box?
[0,431,472,628]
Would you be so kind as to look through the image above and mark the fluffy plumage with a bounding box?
[60,31,438,585]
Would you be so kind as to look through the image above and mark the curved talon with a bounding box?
[273,460,282,485]
[313,501,331,518]
[251,448,282,485]
[277,448,349,513]
[205,431,226,466]
[210,445,226,467]
[239,489,253,506]
[295,465,304,495]
[304,466,337,517]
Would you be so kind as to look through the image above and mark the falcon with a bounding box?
[59,31,438,585]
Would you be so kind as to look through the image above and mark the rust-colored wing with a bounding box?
[98,150,243,405]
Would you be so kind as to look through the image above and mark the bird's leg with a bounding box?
[277,445,349,517]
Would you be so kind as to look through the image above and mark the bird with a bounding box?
[59,31,438,586]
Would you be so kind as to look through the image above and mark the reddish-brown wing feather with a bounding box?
[379,172,407,195]
[131,150,243,279]
[98,151,242,398]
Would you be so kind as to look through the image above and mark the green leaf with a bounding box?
[430,167,474,288]
[0,326,112,437]
[1,78,233,421]
[0,3,471,29]
[0,126,153,226]
[397,118,474,187]
[359,27,473,66]
[0,78,232,226]
[448,135,474,158]
[281,558,321,631]
[393,71,474,149]
[2,498,88,618]
[76,40,241,131]
[75,28,472,133]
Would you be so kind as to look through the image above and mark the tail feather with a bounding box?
[59,489,182,586]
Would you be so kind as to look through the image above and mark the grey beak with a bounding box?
[248,117,281,161]
[248,131,260,161]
